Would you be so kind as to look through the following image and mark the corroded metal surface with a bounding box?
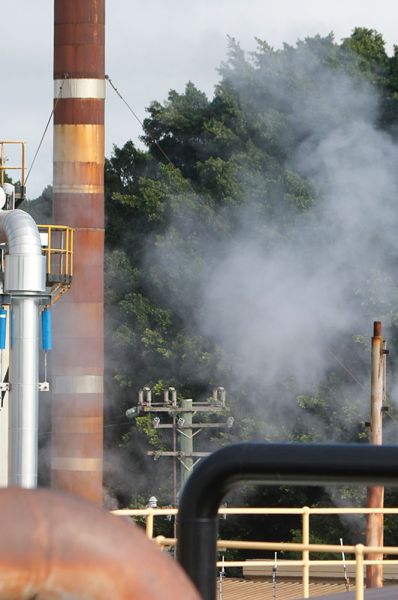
[54,193,104,227]
[54,0,105,79]
[0,487,200,599]
[54,98,105,123]
[52,0,105,503]
[367,321,385,588]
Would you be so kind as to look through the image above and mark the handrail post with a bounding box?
[146,509,154,539]
[302,506,310,598]
[355,544,364,600]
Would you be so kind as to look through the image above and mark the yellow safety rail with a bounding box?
[38,225,74,303]
[112,505,398,600]
[0,141,25,187]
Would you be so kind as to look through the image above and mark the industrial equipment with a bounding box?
[0,143,73,488]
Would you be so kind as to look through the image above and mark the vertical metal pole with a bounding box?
[366,321,384,588]
[271,552,277,600]
[172,410,178,555]
[173,412,177,505]
[146,509,154,539]
[0,306,10,486]
[356,544,365,600]
[302,506,310,598]
[340,537,350,591]
[21,143,25,190]
[52,0,105,503]
[180,399,193,490]
[219,555,225,600]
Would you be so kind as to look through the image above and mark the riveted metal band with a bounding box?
[53,183,103,194]
[52,457,102,472]
[54,78,105,99]
[54,375,103,395]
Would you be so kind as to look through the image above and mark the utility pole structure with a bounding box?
[127,387,233,501]
[366,321,387,588]
[179,398,193,489]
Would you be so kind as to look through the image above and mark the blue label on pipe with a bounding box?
[42,308,52,351]
[0,308,6,350]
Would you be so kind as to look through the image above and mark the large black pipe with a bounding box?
[177,442,398,600]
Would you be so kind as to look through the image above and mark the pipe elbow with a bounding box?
[0,488,200,600]
[0,210,46,293]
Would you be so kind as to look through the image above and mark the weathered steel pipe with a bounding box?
[0,209,46,487]
[52,0,105,502]
[366,321,385,588]
[0,487,200,599]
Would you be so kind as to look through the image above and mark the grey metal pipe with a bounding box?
[0,209,46,487]
[8,297,41,487]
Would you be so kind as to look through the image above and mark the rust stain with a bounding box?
[54,193,104,228]
[52,416,103,434]
[55,23,105,46]
[54,161,104,186]
[55,99,104,125]
[54,46,105,79]
[373,321,382,338]
[54,124,104,163]
[52,395,103,419]
[55,0,105,26]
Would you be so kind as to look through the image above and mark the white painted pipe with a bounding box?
[0,209,46,487]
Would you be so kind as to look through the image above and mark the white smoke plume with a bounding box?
[149,41,398,442]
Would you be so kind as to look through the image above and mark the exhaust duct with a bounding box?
[0,208,46,487]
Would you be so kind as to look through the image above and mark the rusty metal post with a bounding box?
[52,0,105,503]
[366,321,385,588]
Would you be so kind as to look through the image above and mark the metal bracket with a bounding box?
[0,382,9,392]
[38,382,49,392]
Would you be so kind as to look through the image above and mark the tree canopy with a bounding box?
[103,29,398,513]
[27,29,398,535]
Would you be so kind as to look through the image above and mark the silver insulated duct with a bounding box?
[0,208,46,487]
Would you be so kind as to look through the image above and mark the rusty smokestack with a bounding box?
[52,0,105,503]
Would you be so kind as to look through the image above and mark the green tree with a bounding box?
[103,30,398,525]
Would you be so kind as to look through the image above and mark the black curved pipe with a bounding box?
[177,442,398,600]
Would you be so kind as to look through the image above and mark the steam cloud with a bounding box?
[150,44,398,442]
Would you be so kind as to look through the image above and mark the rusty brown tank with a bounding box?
[52,0,105,502]
[0,487,200,599]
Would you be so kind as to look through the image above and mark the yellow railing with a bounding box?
[38,225,74,302]
[0,141,25,187]
[112,506,398,600]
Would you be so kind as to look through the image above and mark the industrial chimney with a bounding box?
[52,0,105,503]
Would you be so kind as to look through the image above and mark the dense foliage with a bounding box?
[27,28,398,549]
[104,28,398,502]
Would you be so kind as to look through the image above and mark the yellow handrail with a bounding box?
[0,141,25,187]
[38,225,74,278]
[112,505,398,600]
